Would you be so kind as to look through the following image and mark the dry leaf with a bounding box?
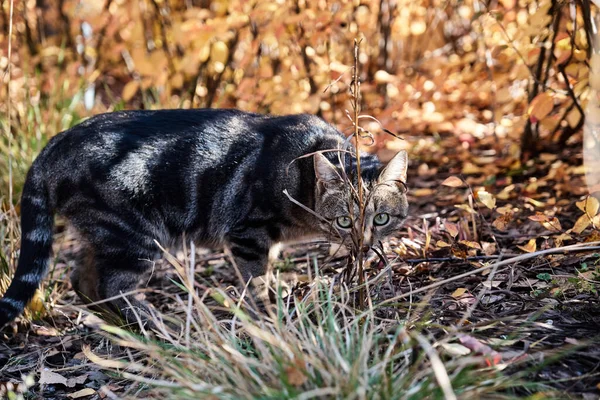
[455,204,476,214]
[68,388,96,399]
[442,176,464,187]
[517,239,537,253]
[451,287,468,298]
[39,369,68,386]
[492,213,512,231]
[444,221,459,238]
[528,92,554,122]
[459,240,481,250]
[477,190,496,209]
[572,214,591,234]
[576,196,600,216]
[436,240,451,248]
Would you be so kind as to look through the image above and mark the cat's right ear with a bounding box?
[314,153,341,183]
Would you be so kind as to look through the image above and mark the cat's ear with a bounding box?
[314,153,340,183]
[378,150,408,184]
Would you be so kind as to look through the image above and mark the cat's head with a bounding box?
[313,150,408,253]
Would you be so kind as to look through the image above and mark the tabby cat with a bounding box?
[0,109,408,327]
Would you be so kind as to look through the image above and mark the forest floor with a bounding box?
[1,131,600,399]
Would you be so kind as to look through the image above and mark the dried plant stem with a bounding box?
[351,39,365,309]
[6,0,15,268]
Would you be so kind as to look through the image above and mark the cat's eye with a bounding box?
[373,213,390,226]
[336,216,352,229]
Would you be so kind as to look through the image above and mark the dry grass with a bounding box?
[81,248,546,400]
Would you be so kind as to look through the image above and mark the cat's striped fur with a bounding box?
[0,109,408,327]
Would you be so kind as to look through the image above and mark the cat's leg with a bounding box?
[71,219,158,327]
[227,227,272,283]
[95,253,156,327]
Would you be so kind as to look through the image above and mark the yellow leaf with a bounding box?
[517,239,537,253]
[477,190,496,209]
[122,80,139,102]
[455,204,476,214]
[451,288,468,298]
[576,196,599,216]
[26,289,45,314]
[572,214,591,234]
[437,240,451,248]
[442,176,464,187]
[528,92,554,122]
[444,221,459,238]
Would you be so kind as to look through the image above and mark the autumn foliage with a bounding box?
[0,0,593,158]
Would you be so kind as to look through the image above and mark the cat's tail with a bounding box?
[0,164,54,328]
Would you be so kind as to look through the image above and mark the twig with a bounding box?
[402,255,508,263]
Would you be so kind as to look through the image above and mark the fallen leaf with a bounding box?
[572,214,591,234]
[576,196,600,216]
[444,221,459,238]
[67,374,88,388]
[436,240,451,248]
[442,176,464,187]
[477,190,496,209]
[459,240,482,250]
[68,388,96,399]
[40,369,68,386]
[492,213,513,231]
[481,242,497,255]
[517,239,537,253]
[455,204,476,214]
[451,287,468,298]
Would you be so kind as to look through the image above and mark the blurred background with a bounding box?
[0,0,594,198]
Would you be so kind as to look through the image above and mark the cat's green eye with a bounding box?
[373,213,390,226]
[336,216,352,229]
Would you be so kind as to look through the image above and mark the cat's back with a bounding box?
[39,109,342,164]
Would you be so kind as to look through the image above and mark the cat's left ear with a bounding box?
[378,150,408,185]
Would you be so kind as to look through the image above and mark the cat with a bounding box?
[0,108,408,328]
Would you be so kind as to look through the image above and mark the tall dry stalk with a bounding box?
[6,0,16,270]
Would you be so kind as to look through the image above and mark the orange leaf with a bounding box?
[492,213,513,231]
[528,212,549,222]
[517,239,537,253]
[459,240,482,250]
[528,92,554,122]
[442,176,464,187]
